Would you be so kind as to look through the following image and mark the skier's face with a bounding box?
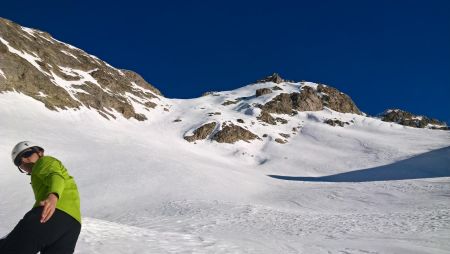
[18,151,42,173]
[20,151,40,164]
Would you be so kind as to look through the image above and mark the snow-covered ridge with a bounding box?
[1,17,447,135]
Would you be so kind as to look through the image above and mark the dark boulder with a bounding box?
[184,122,217,142]
[255,88,273,97]
[212,123,260,143]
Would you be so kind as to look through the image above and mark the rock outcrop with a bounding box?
[212,123,260,143]
[274,138,287,144]
[256,73,284,84]
[257,111,276,125]
[324,119,351,127]
[184,122,217,142]
[255,88,272,97]
[380,109,447,129]
[0,17,161,121]
[317,85,361,114]
[256,83,362,125]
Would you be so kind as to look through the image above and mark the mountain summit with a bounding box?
[256,73,285,84]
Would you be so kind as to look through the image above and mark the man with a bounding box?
[0,141,81,254]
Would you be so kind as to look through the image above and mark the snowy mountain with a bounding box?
[1,18,450,254]
[1,17,447,133]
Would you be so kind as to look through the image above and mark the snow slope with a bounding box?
[0,90,449,254]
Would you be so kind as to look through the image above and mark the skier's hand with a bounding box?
[39,193,58,223]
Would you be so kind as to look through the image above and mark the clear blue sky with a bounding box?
[1,0,449,122]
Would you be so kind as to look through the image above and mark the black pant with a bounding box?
[0,207,81,254]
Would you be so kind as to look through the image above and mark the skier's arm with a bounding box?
[45,172,65,198]
[37,159,66,223]
[40,160,66,199]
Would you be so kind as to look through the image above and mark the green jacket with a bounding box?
[31,156,81,224]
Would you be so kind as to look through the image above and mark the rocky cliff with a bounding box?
[0,17,162,121]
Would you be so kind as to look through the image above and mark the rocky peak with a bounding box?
[184,80,365,144]
[0,17,162,121]
[256,73,284,84]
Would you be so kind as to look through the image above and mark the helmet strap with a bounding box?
[17,166,26,174]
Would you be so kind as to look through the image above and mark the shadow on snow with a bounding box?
[268,146,450,182]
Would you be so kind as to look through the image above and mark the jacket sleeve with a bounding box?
[38,159,66,199]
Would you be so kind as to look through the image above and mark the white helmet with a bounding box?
[11,141,44,166]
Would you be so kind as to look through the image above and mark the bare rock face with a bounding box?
[184,122,217,142]
[380,109,447,129]
[256,87,321,125]
[317,85,361,114]
[212,123,260,143]
[259,85,361,116]
[260,90,322,115]
[260,93,298,114]
[257,111,276,125]
[122,69,162,96]
[0,17,161,121]
[295,86,324,111]
[255,88,273,97]
[255,84,362,127]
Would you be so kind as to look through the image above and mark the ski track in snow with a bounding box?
[81,178,450,254]
[78,195,450,254]
[77,217,244,254]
